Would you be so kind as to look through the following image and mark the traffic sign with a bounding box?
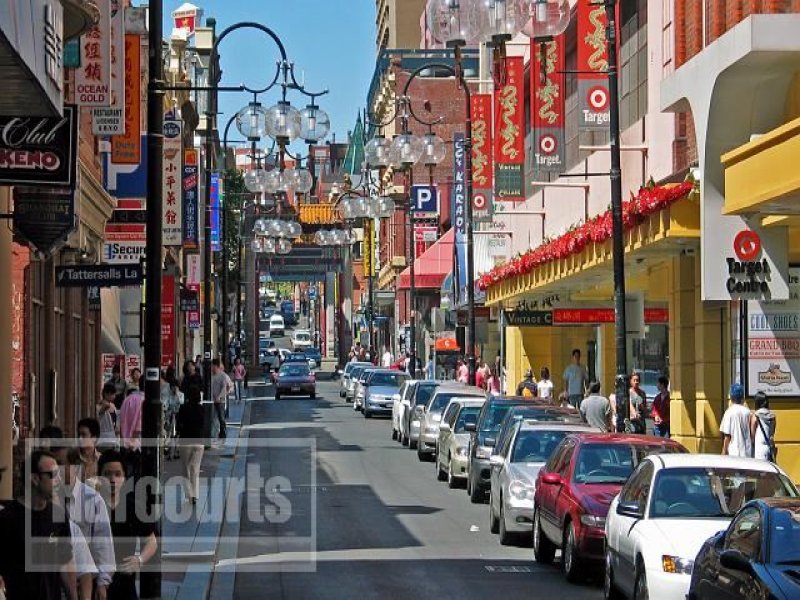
[55,263,143,287]
[411,185,438,214]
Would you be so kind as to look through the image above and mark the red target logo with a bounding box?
[733,230,761,261]
[587,85,609,111]
[473,193,488,211]
[539,134,558,155]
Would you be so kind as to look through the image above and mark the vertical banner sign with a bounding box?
[363,219,373,277]
[210,172,222,251]
[182,149,199,249]
[92,0,125,135]
[577,0,610,130]
[186,254,201,329]
[532,35,566,175]
[76,0,111,106]
[494,57,525,201]
[161,274,176,369]
[162,120,183,245]
[111,35,141,164]
[452,133,468,305]
[471,93,494,222]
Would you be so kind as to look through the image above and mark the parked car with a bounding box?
[347,365,369,403]
[492,402,584,462]
[362,369,410,418]
[403,381,440,449]
[259,339,279,372]
[489,421,599,546]
[280,299,297,325]
[605,454,798,600]
[303,347,322,370]
[269,314,285,336]
[341,361,372,399]
[392,380,417,441]
[687,497,800,600]
[292,329,313,352]
[435,398,486,488]
[417,384,486,461]
[274,362,316,400]
[353,368,377,412]
[465,397,534,503]
[532,433,686,583]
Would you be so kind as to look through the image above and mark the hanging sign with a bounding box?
[186,253,201,329]
[76,0,111,106]
[92,0,125,135]
[13,186,76,255]
[162,120,183,246]
[532,35,566,175]
[162,274,176,369]
[210,172,222,252]
[471,93,494,221]
[452,133,468,304]
[494,56,525,201]
[577,0,610,130]
[363,219,374,278]
[182,148,199,249]
[111,34,141,164]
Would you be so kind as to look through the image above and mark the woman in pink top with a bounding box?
[487,367,502,396]
[232,357,247,404]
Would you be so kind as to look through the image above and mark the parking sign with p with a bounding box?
[411,185,438,216]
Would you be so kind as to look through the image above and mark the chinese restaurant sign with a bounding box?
[111,34,141,164]
[162,120,183,246]
[532,35,566,175]
[471,93,494,222]
[76,0,111,106]
[494,56,525,201]
[162,274,176,369]
[182,148,199,249]
[92,0,125,135]
[577,0,610,130]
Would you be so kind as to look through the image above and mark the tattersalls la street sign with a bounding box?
[55,263,144,287]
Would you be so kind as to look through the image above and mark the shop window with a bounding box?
[619,0,648,131]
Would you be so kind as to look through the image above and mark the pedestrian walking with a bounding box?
[210,359,232,440]
[515,369,538,398]
[475,361,487,390]
[109,364,127,409]
[456,359,468,383]
[0,450,77,600]
[232,357,247,403]
[425,354,435,380]
[720,383,753,458]
[537,367,554,402]
[176,388,206,505]
[381,346,393,368]
[76,418,103,485]
[629,372,648,434]
[127,368,141,394]
[180,360,204,404]
[119,387,144,480]
[751,391,777,461]
[651,376,671,437]
[97,382,119,450]
[161,368,182,460]
[562,349,588,409]
[487,367,502,396]
[579,381,613,432]
[98,450,157,600]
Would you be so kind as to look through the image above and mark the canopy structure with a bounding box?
[398,228,453,290]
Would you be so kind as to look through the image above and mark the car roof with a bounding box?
[448,397,487,407]
[434,384,485,394]
[643,453,785,474]
[519,421,599,432]
[569,432,686,447]
[751,497,800,509]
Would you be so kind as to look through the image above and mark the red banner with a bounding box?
[553,308,669,325]
[577,0,610,130]
[493,56,525,201]
[112,34,141,164]
[471,93,494,219]
[532,35,566,175]
[161,274,176,369]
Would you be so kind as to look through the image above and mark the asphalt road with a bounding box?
[227,375,602,600]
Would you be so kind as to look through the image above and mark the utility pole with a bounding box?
[203,18,217,400]
[142,0,164,594]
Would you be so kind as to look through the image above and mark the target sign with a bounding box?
[733,230,762,261]
[587,85,609,112]
[473,192,488,211]
[538,134,558,155]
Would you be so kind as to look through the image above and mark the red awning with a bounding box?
[398,228,453,290]
[434,337,460,352]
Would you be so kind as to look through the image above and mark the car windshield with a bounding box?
[411,384,436,408]
[369,372,408,387]
[294,333,310,342]
[511,430,570,463]
[480,403,518,434]
[573,443,683,484]
[280,364,309,377]
[350,367,363,379]
[359,371,374,382]
[770,505,800,564]
[649,468,798,518]
[430,392,480,413]
[454,407,481,433]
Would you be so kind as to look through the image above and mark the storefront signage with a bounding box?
[494,56,525,201]
[56,263,143,287]
[92,0,125,135]
[162,120,183,246]
[0,105,78,187]
[185,254,201,329]
[162,274,176,369]
[172,3,203,37]
[76,0,111,106]
[414,224,438,258]
[179,287,199,311]
[471,93,494,222]
[577,0,610,130]
[725,229,775,295]
[363,219,374,278]
[553,308,669,325]
[452,133,468,305]
[747,267,800,397]
[103,219,146,263]
[532,35,566,175]
[504,310,553,327]
[111,34,141,164]
[13,186,75,254]
[182,149,199,249]
[210,172,222,251]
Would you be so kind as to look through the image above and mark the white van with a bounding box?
[269,314,285,336]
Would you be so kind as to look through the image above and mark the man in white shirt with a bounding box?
[562,349,589,408]
[382,346,393,368]
[720,383,753,458]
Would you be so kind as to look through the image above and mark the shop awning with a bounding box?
[434,337,460,352]
[398,228,453,290]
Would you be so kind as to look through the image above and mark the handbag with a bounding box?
[755,416,778,461]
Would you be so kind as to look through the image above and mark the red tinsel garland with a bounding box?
[477,182,695,291]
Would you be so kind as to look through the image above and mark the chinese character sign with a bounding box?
[111,34,141,164]
[452,133,468,304]
[76,0,111,106]
[210,173,221,252]
[471,93,494,222]
[493,56,525,201]
[186,254,201,329]
[162,120,183,246]
[92,0,125,135]
[577,0,610,130]
[161,274,176,369]
[363,219,373,277]
[532,35,566,175]
[182,149,199,249]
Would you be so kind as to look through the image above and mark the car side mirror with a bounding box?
[489,455,504,468]
[616,501,643,519]
[439,423,451,432]
[484,437,496,448]
[464,421,477,432]
[720,550,754,574]
[541,472,562,486]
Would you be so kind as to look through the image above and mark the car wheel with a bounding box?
[310,392,316,399]
[633,561,649,600]
[435,453,447,481]
[499,502,514,546]
[447,458,458,489]
[604,551,625,600]
[489,494,500,534]
[274,393,281,401]
[417,446,428,462]
[392,428,398,441]
[364,410,372,419]
[562,522,583,583]
[533,508,555,564]
[401,433,409,446]
[409,439,418,450]
[469,473,484,504]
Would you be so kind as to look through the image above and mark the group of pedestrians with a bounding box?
[720,383,778,460]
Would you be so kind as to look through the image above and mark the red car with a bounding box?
[532,433,686,582]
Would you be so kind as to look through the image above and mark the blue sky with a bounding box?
[163,1,376,149]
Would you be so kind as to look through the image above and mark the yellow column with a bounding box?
[669,255,699,451]
[0,188,12,499]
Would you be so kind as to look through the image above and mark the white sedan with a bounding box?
[604,453,798,600]
[392,380,416,442]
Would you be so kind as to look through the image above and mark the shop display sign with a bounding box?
[111,34,141,164]
[726,229,774,295]
[162,120,183,246]
[747,267,800,397]
[210,172,222,252]
[76,0,111,106]
[13,186,75,255]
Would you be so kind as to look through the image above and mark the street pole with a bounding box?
[142,0,164,594]
[407,168,416,377]
[203,18,217,398]
[605,0,630,430]
[367,219,375,357]
[221,172,229,364]
[236,212,243,356]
